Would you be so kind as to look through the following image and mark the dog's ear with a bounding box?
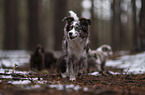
[62,17,74,24]
[79,18,91,26]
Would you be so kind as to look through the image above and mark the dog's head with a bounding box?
[63,11,91,40]
[88,49,101,64]
[34,45,45,54]
[97,45,113,57]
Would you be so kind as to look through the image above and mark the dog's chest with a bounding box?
[68,38,86,58]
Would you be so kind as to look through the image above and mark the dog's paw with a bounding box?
[70,77,76,81]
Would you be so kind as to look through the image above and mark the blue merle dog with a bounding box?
[61,11,91,81]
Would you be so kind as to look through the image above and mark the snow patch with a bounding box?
[0,50,30,68]
[49,84,82,91]
[8,80,31,85]
[106,52,145,74]
[0,68,29,74]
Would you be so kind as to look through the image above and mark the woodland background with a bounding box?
[0,0,145,51]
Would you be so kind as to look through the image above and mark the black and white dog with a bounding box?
[88,45,113,73]
[61,11,91,80]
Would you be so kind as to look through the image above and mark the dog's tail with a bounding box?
[69,10,79,21]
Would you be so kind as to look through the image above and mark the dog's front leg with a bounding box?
[101,62,106,72]
[61,58,69,78]
[95,61,101,72]
[78,61,83,76]
[84,57,89,74]
[66,60,69,77]
[61,62,69,78]
[69,61,76,81]
[79,57,88,75]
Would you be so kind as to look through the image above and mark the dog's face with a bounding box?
[35,45,45,54]
[97,45,113,57]
[88,49,101,64]
[63,17,91,40]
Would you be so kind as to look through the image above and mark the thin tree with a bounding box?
[132,0,139,51]
[27,0,42,50]
[139,0,145,51]
[90,0,98,49]
[111,0,122,51]
[3,0,18,50]
[53,0,67,50]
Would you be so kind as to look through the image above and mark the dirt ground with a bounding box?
[0,67,145,95]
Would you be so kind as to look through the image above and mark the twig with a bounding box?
[125,68,130,75]
[12,64,18,73]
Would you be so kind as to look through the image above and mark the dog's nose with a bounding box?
[69,32,77,39]
[69,32,73,36]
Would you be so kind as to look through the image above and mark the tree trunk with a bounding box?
[132,0,139,51]
[3,0,18,50]
[27,0,42,50]
[53,0,67,51]
[90,0,98,49]
[139,0,145,51]
[111,0,122,51]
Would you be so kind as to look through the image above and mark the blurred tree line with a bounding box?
[0,0,144,51]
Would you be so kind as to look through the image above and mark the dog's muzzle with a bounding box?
[69,32,78,39]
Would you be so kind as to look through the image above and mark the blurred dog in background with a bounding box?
[30,45,57,72]
[88,45,113,73]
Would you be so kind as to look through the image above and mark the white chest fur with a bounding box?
[68,37,87,58]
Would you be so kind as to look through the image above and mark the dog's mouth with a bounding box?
[68,32,78,40]
[70,35,78,40]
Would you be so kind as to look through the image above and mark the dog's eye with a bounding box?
[69,25,73,30]
[102,47,108,51]
[75,26,79,31]
[94,54,98,59]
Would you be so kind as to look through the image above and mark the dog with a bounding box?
[61,10,91,80]
[45,51,57,72]
[88,45,113,73]
[30,45,57,71]
[30,45,45,71]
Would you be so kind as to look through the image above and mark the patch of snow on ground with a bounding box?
[49,84,82,91]
[106,52,145,74]
[0,68,29,74]
[89,71,123,76]
[8,80,31,85]
[0,50,30,68]
[24,85,41,89]
[88,72,99,76]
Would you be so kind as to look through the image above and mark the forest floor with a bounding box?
[0,67,145,95]
[0,51,145,95]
